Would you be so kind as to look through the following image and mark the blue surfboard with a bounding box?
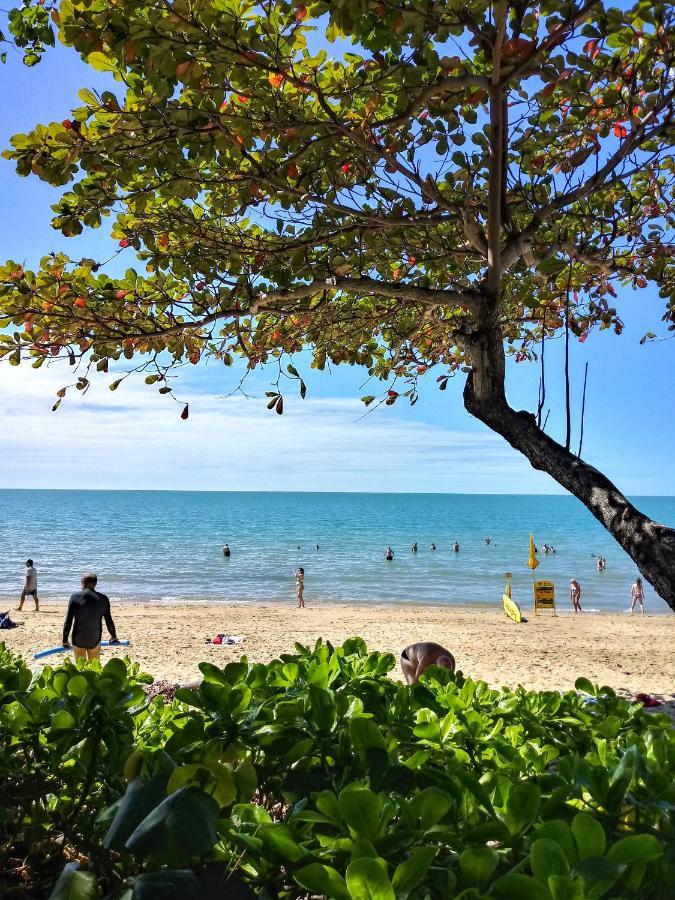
[34,640,131,660]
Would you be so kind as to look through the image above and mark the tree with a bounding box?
[2,0,675,607]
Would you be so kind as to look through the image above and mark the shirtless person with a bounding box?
[401,642,456,684]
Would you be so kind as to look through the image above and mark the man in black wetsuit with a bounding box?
[62,573,119,662]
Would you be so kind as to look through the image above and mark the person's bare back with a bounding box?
[401,642,456,684]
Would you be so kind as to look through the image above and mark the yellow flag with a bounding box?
[528,533,539,570]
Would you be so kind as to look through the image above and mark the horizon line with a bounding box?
[0,487,672,499]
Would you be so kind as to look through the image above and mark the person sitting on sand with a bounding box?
[385,546,394,561]
[62,573,119,662]
[630,577,645,616]
[223,544,231,557]
[16,559,39,612]
[295,567,305,608]
[569,579,582,613]
[401,642,456,685]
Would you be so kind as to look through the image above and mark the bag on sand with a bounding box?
[0,612,18,630]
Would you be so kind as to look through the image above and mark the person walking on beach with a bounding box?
[295,567,305,608]
[385,546,394,561]
[630,577,645,616]
[16,559,39,612]
[62,573,119,661]
[569,579,582,613]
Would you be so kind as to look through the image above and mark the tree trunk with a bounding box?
[464,373,675,612]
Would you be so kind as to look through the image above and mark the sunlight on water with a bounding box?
[0,491,672,612]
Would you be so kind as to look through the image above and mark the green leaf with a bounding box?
[51,709,76,730]
[345,858,395,900]
[125,787,219,865]
[535,820,577,866]
[459,847,499,889]
[131,870,200,900]
[104,775,170,852]
[571,813,606,860]
[349,718,387,755]
[49,863,100,900]
[260,824,306,862]
[338,787,380,841]
[392,846,437,897]
[67,675,88,699]
[295,864,350,900]
[503,782,541,835]
[493,873,549,899]
[87,51,118,72]
[573,858,625,900]
[530,838,570,883]
[547,875,585,900]
[606,834,664,866]
[408,787,452,827]
[574,677,596,695]
[605,746,637,810]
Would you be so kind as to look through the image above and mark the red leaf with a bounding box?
[579,332,588,343]
[181,404,189,420]
[612,123,628,138]
[275,396,284,415]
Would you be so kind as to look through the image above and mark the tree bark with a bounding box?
[463,336,675,612]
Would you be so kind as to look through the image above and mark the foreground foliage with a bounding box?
[0,639,674,899]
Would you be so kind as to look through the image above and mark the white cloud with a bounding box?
[0,362,557,492]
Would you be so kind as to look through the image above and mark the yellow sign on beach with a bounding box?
[533,580,556,616]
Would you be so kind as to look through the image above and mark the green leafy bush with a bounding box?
[0,639,673,899]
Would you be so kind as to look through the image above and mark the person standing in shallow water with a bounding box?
[16,559,39,612]
[223,544,231,557]
[569,579,582,613]
[385,546,394,561]
[630,577,645,615]
[295,567,305,608]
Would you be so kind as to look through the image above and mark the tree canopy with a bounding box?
[2,0,675,603]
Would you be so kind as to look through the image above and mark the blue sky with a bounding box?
[0,38,673,494]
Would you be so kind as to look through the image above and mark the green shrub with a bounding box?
[0,639,673,899]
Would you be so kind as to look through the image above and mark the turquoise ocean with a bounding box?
[0,490,673,613]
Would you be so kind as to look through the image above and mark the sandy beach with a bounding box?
[2,601,674,709]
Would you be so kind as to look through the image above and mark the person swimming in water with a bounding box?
[411,542,418,553]
[385,546,394,561]
[430,543,437,551]
[400,642,456,685]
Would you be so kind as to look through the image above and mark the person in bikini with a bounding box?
[400,642,456,684]
[295,567,305,608]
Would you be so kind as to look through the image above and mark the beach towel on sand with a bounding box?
[206,634,244,646]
